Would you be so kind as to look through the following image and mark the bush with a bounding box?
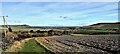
[36,30,41,33]
[73,30,118,35]
[30,30,34,33]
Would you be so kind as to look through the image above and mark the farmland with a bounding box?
[0,22,120,54]
[36,35,120,54]
[1,34,120,54]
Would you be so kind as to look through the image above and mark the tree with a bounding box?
[30,30,34,33]
[36,30,40,33]
[48,30,54,36]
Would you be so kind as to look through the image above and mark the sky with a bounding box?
[1,0,120,2]
[0,2,118,26]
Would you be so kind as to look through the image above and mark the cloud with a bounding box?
[2,2,47,16]
[105,13,118,16]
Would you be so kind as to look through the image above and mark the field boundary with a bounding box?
[35,38,53,53]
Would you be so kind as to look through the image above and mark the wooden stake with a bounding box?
[0,16,8,37]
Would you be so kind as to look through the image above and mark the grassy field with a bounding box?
[70,34,87,36]
[18,39,52,54]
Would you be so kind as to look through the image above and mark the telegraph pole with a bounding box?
[0,16,8,37]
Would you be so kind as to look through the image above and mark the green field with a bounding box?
[18,39,52,54]
[70,34,87,36]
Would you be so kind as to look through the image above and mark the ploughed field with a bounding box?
[36,35,120,54]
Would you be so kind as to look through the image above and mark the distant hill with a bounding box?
[0,24,30,29]
[0,22,119,30]
[81,22,120,30]
[0,24,78,29]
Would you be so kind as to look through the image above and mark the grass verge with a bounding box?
[70,34,87,36]
[18,39,52,54]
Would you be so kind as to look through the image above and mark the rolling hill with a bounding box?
[0,22,119,31]
[81,22,120,30]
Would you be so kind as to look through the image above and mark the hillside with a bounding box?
[0,25,30,29]
[0,22,119,30]
[81,22,120,30]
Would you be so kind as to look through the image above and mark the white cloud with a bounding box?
[80,3,117,14]
[3,3,47,16]
[105,13,118,16]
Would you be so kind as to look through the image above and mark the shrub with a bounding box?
[30,30,34,33]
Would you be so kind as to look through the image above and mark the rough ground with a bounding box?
[0,31,2,54]
[6,38,32,52]
[5,35,119,54]
[35,35,119,54]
